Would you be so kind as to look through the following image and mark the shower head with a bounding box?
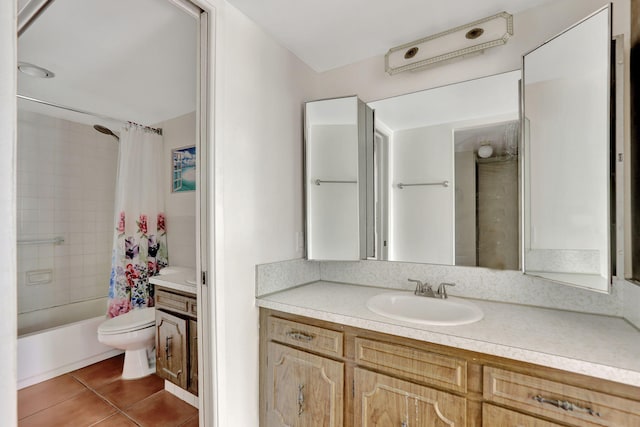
[93,124,119,140]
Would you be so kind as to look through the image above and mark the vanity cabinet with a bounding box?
[260,309,640,427]
[155,286,198,395]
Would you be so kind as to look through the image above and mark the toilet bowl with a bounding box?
[97,307,156,379]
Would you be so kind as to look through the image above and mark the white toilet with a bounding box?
[97,307,156,379]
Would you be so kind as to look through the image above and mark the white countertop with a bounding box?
[150,267,197,294]
[256,281,640,388]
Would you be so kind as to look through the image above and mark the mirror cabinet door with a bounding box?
[305,96,373,260]
[522,5,612,292]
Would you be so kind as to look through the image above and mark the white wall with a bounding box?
[16,111,117,314]
[0,0,17,423]
[205,1,320,425]
[161,111,196,269]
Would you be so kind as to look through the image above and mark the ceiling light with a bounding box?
[18,62,55,78]
[385,12,513,75]
[478,143,494,159]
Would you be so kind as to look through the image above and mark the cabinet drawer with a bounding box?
[484,366,640,427]
[355,337,466,393]
[268,317,343,358]
[483,403,563,426]
[156,288,196,318]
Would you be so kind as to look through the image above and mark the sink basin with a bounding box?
[366,292,484,326]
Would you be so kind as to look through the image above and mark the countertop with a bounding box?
[256,281,640,388]
[150,267,197,294]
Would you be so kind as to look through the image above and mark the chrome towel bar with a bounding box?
[17,236,65,245]
[397,181,449,189]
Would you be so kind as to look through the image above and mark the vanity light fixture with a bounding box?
[385,12,513,75]
[18,62,55,78]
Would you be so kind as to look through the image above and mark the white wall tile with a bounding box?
[17,111,117,313]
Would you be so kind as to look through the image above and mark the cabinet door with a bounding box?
[188,319,198,396]
[266,342,344,427]
[483,404,563,427]
[354,368,466,427]
[156,310,187,389]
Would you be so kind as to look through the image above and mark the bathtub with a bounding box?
[18,297,122,389]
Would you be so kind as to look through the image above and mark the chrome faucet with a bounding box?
[408,279,435,297]
[436,282,455,299]
[408,279,455,299]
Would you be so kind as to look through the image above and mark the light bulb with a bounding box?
[478,144,493,158]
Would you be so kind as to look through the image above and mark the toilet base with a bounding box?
[122,347,156,379]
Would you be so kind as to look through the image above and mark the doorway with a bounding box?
[16,0,213,424]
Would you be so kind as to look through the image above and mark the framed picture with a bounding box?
[172,145,196,192]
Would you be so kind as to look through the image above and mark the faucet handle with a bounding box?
[436,282,455,299]
[408,279,423,295]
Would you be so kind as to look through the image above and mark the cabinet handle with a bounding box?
[297,384,304,416]
[533,395,600,417]
[165,336,173,359]
[286,330,314,342]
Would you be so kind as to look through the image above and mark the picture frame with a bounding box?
[172,145,196,192]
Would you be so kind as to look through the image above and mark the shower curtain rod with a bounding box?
[16,94,162,135]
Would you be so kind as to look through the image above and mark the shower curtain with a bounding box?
[107,123,168,318]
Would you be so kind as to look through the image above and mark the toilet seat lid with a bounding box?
[99,307,155,335]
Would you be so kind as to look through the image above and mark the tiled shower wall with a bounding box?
[17,110,118,314]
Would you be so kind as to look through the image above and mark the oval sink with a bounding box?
[366,292,484,326]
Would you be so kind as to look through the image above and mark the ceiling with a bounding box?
[16,0,554,131]
[226,0,555,72]
[17,0,198,130]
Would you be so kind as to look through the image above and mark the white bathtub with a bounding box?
[18,297,122,389]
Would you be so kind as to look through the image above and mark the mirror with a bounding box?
[304,96,374,260]
[369,71,521,267]
[522,6,612,292]
[304,6,615,292]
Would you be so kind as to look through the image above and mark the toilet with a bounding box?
[97,307,156,379]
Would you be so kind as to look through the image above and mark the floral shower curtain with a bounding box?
[107,123,168,318]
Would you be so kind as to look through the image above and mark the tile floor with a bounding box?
[18,355,199,426]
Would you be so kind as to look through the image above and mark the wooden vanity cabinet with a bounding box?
[260,309,640,427]
[155,286,198,395]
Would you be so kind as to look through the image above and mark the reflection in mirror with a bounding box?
[522,6,612,292]
[305,96,373,260]
[369,71,520,267]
